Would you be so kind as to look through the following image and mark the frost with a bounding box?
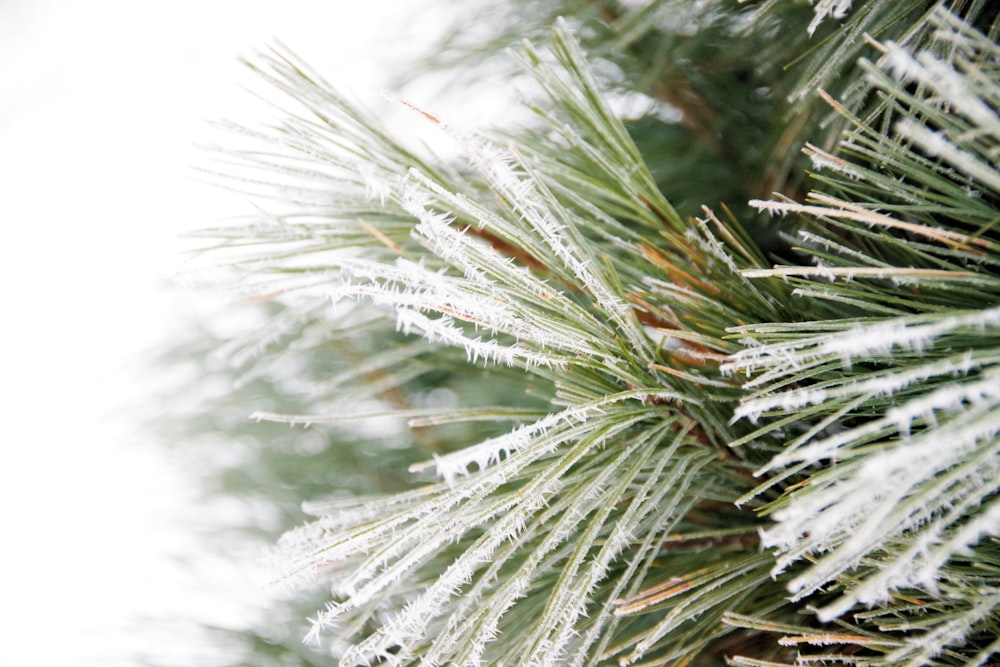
[411,389,677,484]
[728,307,1000,392]
[820,307,1000,363]
[805,143,863,179]
[642,325,683,349]
[356,160,395,205]
[886,591,1000,664]
[459,136,654,360]
[734,351,978,422]
[345,485,551,663]
[758,374,1000,617]
[807,0,852,37]
[896,119,1000,193]
[396,309,556,370]
[881,42,1000,133]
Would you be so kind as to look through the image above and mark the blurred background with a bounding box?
[0,1,442,664]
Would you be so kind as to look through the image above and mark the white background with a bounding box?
[0,1,443,663]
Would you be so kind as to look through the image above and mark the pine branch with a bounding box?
[187,2,1000,665]
[725,8,1000,664]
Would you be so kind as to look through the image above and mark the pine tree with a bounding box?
[185,1,1000,664]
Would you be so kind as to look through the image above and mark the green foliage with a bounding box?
[180,1,1000,665]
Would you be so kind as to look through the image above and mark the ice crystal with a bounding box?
[807,0,852,36]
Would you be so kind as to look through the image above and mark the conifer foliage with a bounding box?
[194,1,1000,664]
